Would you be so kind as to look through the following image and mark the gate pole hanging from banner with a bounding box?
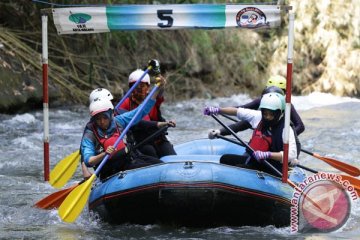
[282,12,295,183]
[41,12,49,181]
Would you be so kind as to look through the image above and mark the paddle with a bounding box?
[35,124,169,210]
[49,150,80,189]
[218,113,360,177]
[300,149,359,177]
[211,114,298,186]
[211,115,331,210]
[58,83,161,223]
[132,125,169,150]
[48,64,155,189]
[219,113,238,122]
[114,64,154,110]
[217,134,360,196]
[34,179,85,210]
[295,164,360,196]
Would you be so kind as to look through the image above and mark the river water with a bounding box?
[0,92,359,240]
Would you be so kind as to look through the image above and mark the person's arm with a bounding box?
[156,95,165,106]
[153,96,166,121]
[132,120,158,130]
[115,107,128,116]
[252,128,298,165]
[114,78,165,128]
[205,106,260,139]
[81,134,99,167]
[80,148,92,178]
[209,106,259,124]
[155,75,166,98]
[235,108,261,128]
[86,144,119,167]
[204,107,261,139]
[239,98,261,110]
[81,161,92,179]
[268,128,298,162]
[80,129,117,167]
[88,151,107,167]
[115,99,155,128]
[218,107,238,116]
[286,127,298,162]
[219,121,252,136]
[290,104,305,135]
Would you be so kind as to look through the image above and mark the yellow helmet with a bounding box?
[266,75,286,91]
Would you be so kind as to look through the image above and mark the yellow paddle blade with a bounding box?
[58,174,96,223]
[50,150,80,189]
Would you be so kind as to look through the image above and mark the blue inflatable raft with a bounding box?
[88,138,305,227]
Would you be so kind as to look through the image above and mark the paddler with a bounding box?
[204,92,300,174]
[80,78,166,180]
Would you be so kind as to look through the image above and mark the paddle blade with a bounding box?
[50,150,80,189]
[34,183,78,210]
[340,175,360,196]
[314,153,360,177]
[58,175,95,223]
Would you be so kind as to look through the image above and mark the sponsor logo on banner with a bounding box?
[290,172,357,233]
[236,7,269,28]
[68,12,94,32]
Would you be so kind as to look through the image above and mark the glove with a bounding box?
[208,129,221,139]
[155,76,166,87]
[148,59,161,75]
[203,106,220,116]
[252,151,271,163]
[289,159,299,167]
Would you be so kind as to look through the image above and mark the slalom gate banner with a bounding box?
[52,4,281,34]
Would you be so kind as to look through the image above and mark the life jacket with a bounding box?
[248,118,301,172]
[248,122,272,151]
[247,120,283,171]
[119,97,164,121]
[91,122,126,153]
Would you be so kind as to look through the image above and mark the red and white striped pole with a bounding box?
[42,13,49,181]
[282,12,295,183]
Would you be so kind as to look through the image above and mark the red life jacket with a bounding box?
[119,97,164,121]
[248,122,272,151]
[91,123,126,152]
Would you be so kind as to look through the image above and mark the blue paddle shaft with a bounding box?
[114,67,151,110]
[95,85,159,176]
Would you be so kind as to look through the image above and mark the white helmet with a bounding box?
[89,88,113,103]
[89,98,114,117]
[128,69,150,85]
[259,93,285,112]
